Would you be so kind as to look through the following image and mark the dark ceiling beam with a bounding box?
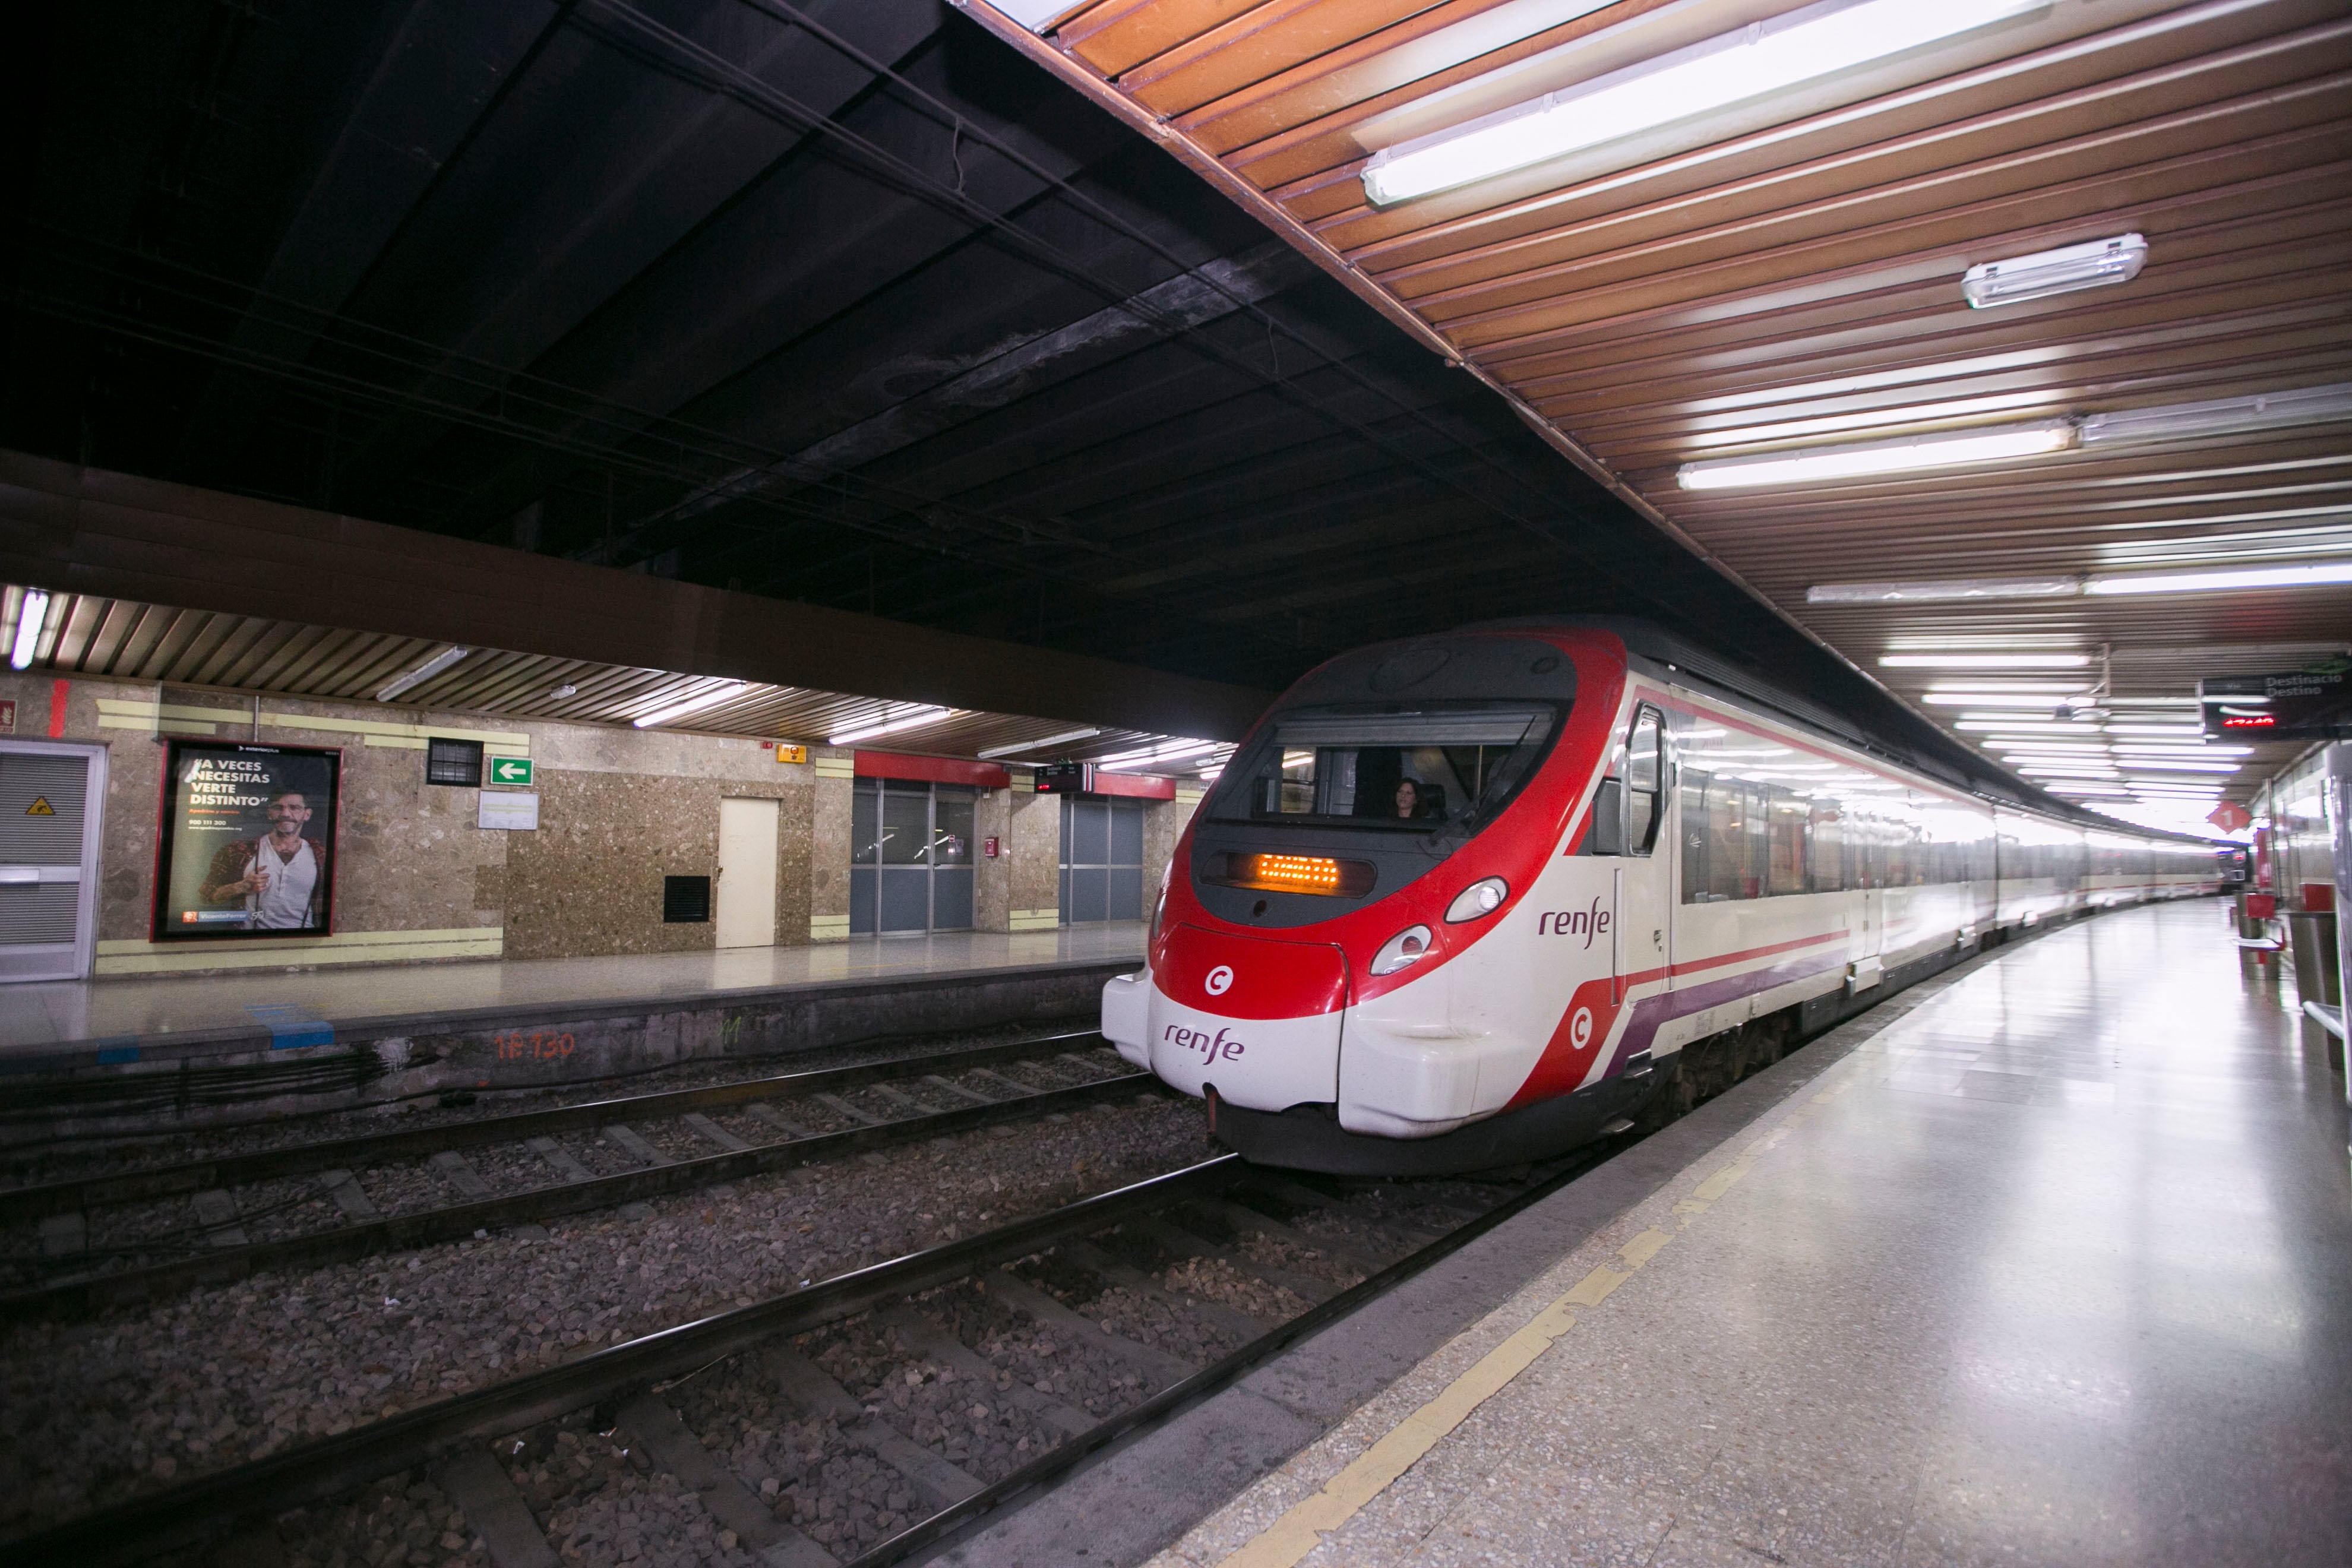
[0,449,1272,738]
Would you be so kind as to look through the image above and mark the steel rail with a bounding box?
[0,1156,1251,1568]
[0,1030,1109,1221]
[849,1143,1614,1567]
[0,1068,1154,1325]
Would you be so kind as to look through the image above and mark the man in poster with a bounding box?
[198,789,333,930]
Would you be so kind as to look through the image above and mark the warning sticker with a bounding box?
[26,796,54,816]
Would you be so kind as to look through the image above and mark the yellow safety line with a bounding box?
[1213,1080,1850,1568]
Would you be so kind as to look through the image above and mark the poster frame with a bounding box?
[150,736,344,942]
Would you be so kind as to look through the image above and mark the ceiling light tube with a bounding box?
[825,704,953,747]
[1882,653,2091,669]
[1682,419,2073,491]
[375,645,469,703]
[1361,0,2046,206]
[977,726,1101,759]
[2078,381,2352,447]
[1095,739,1226,770]
[1961,233,2145,309]
[636,680,754,730]
[2085,561,2352,596]
[1807,574,2079,604]
[1923,693,2091,707]
[8,587,49,671]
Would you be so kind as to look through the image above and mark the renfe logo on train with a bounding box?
[1166,1024,1244,1063]
[1537,897,1613,949]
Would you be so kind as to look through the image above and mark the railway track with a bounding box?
[3,1140,1615,1568]
[0,1032,1141,1323]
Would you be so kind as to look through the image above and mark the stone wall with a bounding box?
[0,671,830,976]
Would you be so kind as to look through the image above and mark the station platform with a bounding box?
[957,899,2352,1568]
[0,927,1144,1137]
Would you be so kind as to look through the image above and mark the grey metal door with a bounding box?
[0,741,106,982]
[849,779,976,935]
[1059,796,1145,925]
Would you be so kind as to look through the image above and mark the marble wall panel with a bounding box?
[973,788,1012,932]
[1009,790,1061,917]
[810,770,852,939]
[775,776,815,947]
[504,770,720,959]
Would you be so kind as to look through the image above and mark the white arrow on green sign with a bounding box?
[487,757,535,786]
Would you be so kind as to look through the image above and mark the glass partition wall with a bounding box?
[849,779,975,935]
[1060,796,1145,925]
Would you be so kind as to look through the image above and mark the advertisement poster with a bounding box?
[152,740,341,940]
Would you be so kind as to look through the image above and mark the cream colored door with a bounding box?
[716,796,779,948]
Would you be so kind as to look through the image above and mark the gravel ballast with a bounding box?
[0,1092,1211,1538]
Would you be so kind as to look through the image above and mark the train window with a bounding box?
[1210,705,1557,834]
[1766,790,1807,895]
[1624,707,1663,855]
[1810,800,1843,892]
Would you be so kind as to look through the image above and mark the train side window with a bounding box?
[1624,707,1663,856]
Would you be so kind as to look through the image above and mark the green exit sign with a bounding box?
[487,756,535,786]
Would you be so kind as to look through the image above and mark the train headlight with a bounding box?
[1444,877,1508,923]
[1370,924,1434,976]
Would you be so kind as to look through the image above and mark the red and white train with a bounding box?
[1102,620,2220,1174]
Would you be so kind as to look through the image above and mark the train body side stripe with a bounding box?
[1599,948,1854,1079]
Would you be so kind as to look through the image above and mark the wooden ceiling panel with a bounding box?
[970,0,2352,812]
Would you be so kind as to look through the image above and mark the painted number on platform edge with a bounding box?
[496,1030,574,1062]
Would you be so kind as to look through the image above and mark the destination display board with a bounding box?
[152,739,342,940]
[1034,762,1096,794]
[2201,663,2352,740]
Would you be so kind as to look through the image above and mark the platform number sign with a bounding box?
[486,756,535,786]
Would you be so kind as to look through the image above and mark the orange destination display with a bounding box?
[1205,852,1376,899]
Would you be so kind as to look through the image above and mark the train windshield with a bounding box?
[1210,705,1556,832]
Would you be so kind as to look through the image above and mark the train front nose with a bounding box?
[1137,925,1349,1113]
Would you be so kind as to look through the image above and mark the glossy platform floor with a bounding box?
[0,924,1146,1054]
[1146,900,2352,1568]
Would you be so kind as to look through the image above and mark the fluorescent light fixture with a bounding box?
[978,726,1100,760]
[826,704,953,747]
[2078,381,2352,446]
[375,645,469,703]
[1095,738,1225,771]
[2087,561,2352,596]
[991,0,1088,31]
[1361,0,2045,205]
[2116,760,2241,774]
[1807,574,2078,604]
[1923,682,2089,696]
[1682,419,2071,490]
[8,587,49,671]
[1882,653,2091,669]
[1814,557,2352,603]
[1957,724,2106,737]
[1962,233,2145,309]
[549,684,578,700]
[635,680,753,729]
[1923,692,2089,707]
